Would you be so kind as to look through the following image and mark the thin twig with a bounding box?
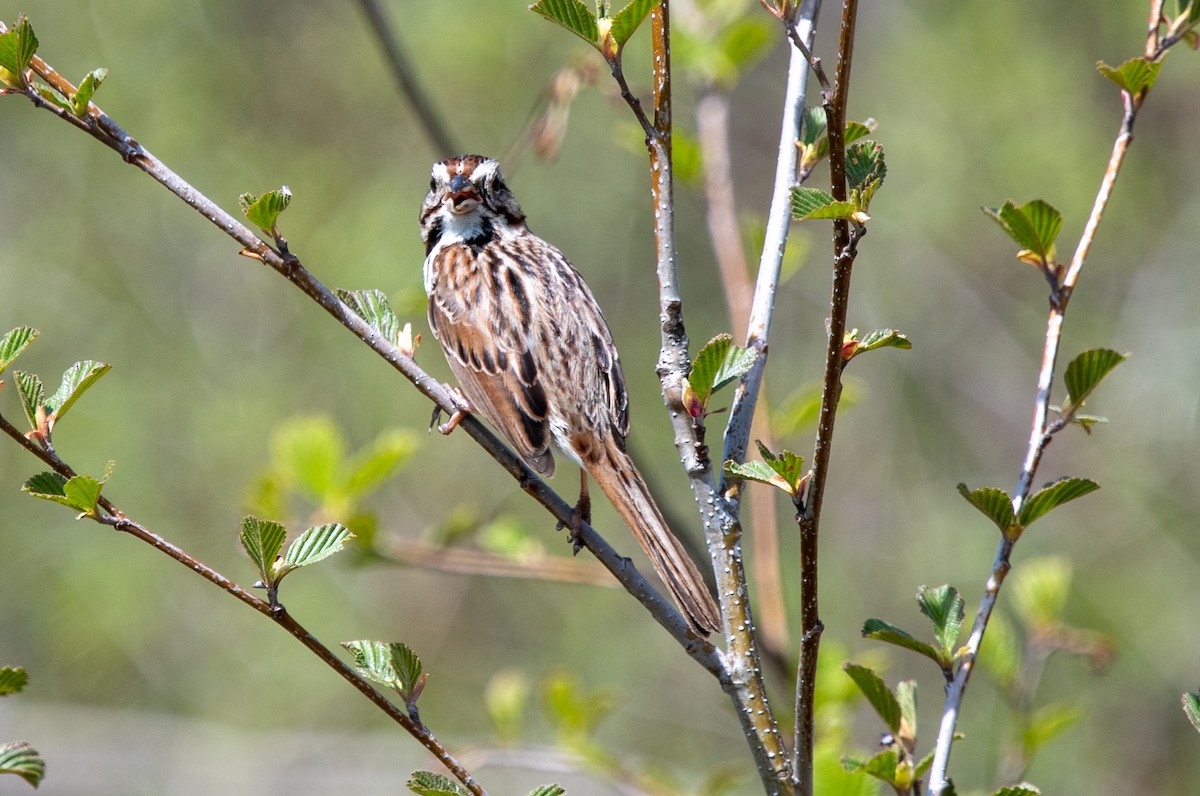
[2,29,724,678]
[0,412,486,795]
[353,0,459,155]
[926,17,1161,795]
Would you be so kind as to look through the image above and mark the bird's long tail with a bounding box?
[588,447,721,636]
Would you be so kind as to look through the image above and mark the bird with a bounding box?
[419,154,720,636]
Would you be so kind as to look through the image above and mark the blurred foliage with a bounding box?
[2,1,1200,794]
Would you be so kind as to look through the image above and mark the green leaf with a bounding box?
[845,328,912,361]
[270,415,345,502]
[1182,691,1200,734]
[800,106,828,146]
[239,186,292,237]
[485,670,529,743]
[957,483,1016,535]
[841,749,900,783]
[406,770,471,796]
[529,0,600,46]
[896,679,917,741]
[724,459,793,493]
[609,0,661,47]
[542,671,614,740]
[862,618,945,668]
[71,66,107,116]
[688,333,757,403]
[844,119,876,146]
[0,740,45,788]
[336,288,402,347]
[983,200,1063,264]
[279,523,354,575]
[1096,57,1162,95]
[992,786,1041,796]
[35,84,71,110]
[527,787,566,796]
[724,441,806,496]
[0,666,28,695]
[1063,348,1126,411]
[240,515,287,582]
[46,360,111,423]
[1011,556,1072,627]
[22,471,103,514]
[0,327,38,374]
[342,640,423,701]
[791,187,855,220]
[0,14,37,82]
[342,429,417,499]
[917,585,965,657]
[844,663,901,733]
[845,140,886,192]
[12,370,44,430]
[977,609,1020,688]
[1017,478,1099,528]
[1022,701,1080,755]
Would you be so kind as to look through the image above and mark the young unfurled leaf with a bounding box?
[862,618,945,669]
[844,663,901,733]
[843,328,912,361]
[527,786,566,796]
[1017,478,1099,528]
[336,288,403,348]
[0,666,28,695]
[724,441,806,496]
[687,333,757,405]
[791,187,854,220]
[0,14,37,88]
[917,584,965,658]
[1062,348,1126,413]
[12,371,44,430]
[0,740,45,788]
[46,360,111,425]
[0,327,38,374]
[22,470,107,516]
[895,679,918,746]
[240,515,287,584]
[957,483,1016,536]
[1096,57,1162,96]
[406,770,470,796]
[342,640,426,706]
[1183,691,1200,734]
[983,199,1063,267]
[529,0,600,48]
[609,0,661,48]
[71,67,107,116]
[239,186,291,238]
[846,139,886,192]
[279,523,354,574]
[841,748,900,783]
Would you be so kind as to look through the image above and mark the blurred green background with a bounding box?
[2,1,1199,794]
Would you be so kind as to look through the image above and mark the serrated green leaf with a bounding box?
[895,679,917,740]
[270,415,345,502]
[1182,691,1200,734]
[847,329,911,360]
[47,360,111,422]
[22,471,102,514]
[983,200,1062,264]
[34,84,71,110]
[335,288,402,347]
[917,585,965,656]
[801,106,828,146]
[688,333,757,403]
[280,523,353,573]
[12,370,44,430]
[1017,478,1099,528]
[1063,348,1126,410]
[724,458,796,495]
[0,740,45,788]
[530,0,600,46]
[992,786,1041,796]
[527,786,566,796]
[406,770,471,796]
[845,140,886,192]
[957,483,1016,535]
[0,327,38,374]
[756,439,805,492]
[240,515,287,581]
[1096,57,1162,95]
[841,749,899,782]
[0,14,37,81]
[391,642,424,697]
[844,663,901,733]
[844,118,877,145]
[1011,556,1072,627]
[791,187,855,220]
[609,0,660,46]
[239,186,292,237]
[862,618,946,667]
[72,66,107,116]
[342,429,417,498]
[342,640,421,700]
[0,666,28,695]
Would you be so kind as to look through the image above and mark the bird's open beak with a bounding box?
[447,175,480,214]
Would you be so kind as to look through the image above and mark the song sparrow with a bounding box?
[420,154,720,636]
